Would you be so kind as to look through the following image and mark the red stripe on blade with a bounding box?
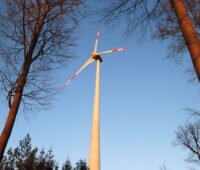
[96,35,100,40]
[112,49,119,52]
[70,74,76,80]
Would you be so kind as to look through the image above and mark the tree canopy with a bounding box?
[0,0,86,161]
[0,134,88,170]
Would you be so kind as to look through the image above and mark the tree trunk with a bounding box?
[0,60,31,161]
[171,0,200,81]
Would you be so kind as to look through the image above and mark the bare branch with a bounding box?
[100,0,200,66]
[175,122,200,163]
[0,0,85,111]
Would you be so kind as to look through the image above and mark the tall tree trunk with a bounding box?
[0,60,31,161]
[171,0,200,81]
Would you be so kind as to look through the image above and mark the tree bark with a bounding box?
[171,0,200,81]
[0,7,44,161]
[0,59,32,161]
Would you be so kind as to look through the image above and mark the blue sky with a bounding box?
[1,2,200,170]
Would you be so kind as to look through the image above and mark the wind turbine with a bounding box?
[63,31,127,170]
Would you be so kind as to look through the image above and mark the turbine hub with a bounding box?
[93,55,103,62]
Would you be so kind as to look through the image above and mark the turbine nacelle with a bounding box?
[92,53,103,62]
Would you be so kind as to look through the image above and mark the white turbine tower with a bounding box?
[63,31,127,170]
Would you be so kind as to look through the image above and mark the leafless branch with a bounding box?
[0,0,85,112]
[175,122,200,163]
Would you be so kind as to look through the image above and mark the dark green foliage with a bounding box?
[62,159,72,170]
[74,160,88,170]
[0,134,58,170]
[0,134,88,170]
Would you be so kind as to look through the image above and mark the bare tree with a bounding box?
[175,121,200,164]
[172,0,200,80]
[100,0,200,81]
[0,0,85,161]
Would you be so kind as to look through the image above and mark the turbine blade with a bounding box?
[94,30,100,53]
[97,48,128,55]
[62,57,95,89]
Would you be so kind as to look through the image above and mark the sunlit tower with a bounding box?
[63,31,127,170]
